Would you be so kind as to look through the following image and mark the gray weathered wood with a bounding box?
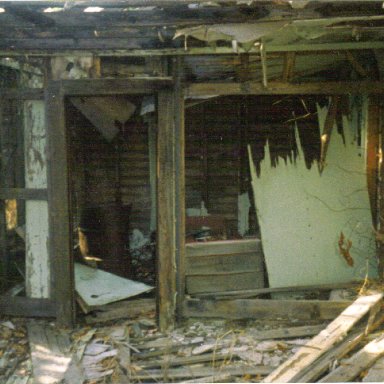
[363,355,384,382]
[131,365,273,380]
[137,352,236,369]
[186,271,265,294]
[85,298,155,324]
[196,281,360,298]
[250,324,327,340]
[28,322,72,384]
[173,56,186,322]
[183,298,350,321]
[187,81,384,97]
[263,293,383,383]
[320,334,384,382]
[295,312,384,383]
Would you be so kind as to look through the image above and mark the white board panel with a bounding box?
[249,97,377,288]
[75,263,154,307]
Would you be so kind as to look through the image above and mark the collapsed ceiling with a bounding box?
[0,1,383,54]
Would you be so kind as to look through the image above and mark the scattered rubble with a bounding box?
[0,288,383,383]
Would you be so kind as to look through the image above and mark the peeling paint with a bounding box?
[24,100,49,299]
[249,96,377,288]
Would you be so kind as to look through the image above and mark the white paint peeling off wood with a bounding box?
[24,100,50,298]
[249,97,378,288]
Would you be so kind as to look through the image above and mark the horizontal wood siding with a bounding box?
[186,239,265,294]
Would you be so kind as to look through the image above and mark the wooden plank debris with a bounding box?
[75,263,153,308]
[28,322,72,384]
[183,298,350,320]
[137,352,237,369]
[249,324,327,340]
[181,373,232,383]
[131,365,273,380]
[319,333,384,382]
[363,355,384,382]
[263,293,383,383]
[85,298,155,324]
[196,281,360,298]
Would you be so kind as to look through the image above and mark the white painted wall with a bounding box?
[249,97,378,288]
[24,100,50,298]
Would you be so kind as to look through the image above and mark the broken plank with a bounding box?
[131,365,273,380]
[250,324,327,340]
[85,298,155,324]
[183,298,350,321]
[28,322,73,384]
[262,293,383,383]
[137,352,236,369]
[363,355,384,382]
[319,334,384,383]
[295,311,384,382]
[319,334,384,382]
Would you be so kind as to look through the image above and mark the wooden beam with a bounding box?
[182,298,350,321]
[157,89,177,332]
[0,295,55,317]
[294,312,384,382]
[0,188,47,200]
[263,293,383,383]
[319,334,384,382]
[60,77,172,95]
[46,82,74,327]
[195,281,361,298]
[173,57,186,322]
[187,81,384,97]
[0,88,44,100]
[1,41,384,57]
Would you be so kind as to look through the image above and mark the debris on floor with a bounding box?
[1,287,384,383]
[129,229,156,286]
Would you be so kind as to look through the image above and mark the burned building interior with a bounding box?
[2,0,384,383]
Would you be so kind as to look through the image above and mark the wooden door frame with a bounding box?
[45,78,185,329]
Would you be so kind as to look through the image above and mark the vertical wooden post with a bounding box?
[173,57,186,321]
[157,67,185,330]
[24,99,50,298]
[46,83,74,326]
[157,90,176,331]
